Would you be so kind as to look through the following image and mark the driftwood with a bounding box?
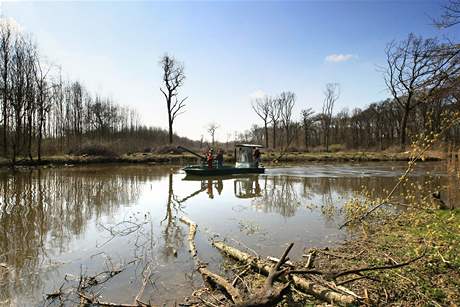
[180,216,198,257]
[79,292,151,307]
[213,241,359,306]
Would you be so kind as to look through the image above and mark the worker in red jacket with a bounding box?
[206,148,214,169]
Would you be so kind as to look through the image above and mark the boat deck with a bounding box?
[182,165,264,176]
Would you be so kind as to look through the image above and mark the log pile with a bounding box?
[180,216,370,306]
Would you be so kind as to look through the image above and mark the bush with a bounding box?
[286,146,300,152]
[70,144,118,157]
[329,144,345,152]
[153,145,183,154]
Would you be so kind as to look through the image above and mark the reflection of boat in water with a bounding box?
[181,174,262,199]
[234,176,261,198]
[180,144,265,176]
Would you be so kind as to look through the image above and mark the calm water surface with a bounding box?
[0,162,450,306]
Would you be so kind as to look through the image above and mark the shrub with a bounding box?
[70,144,118,157]
[286,146,300,152]
[329,144,345,152]
[154,145,183,154]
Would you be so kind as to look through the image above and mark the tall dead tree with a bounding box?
[252,96,272,148]
[207,122,219,147]
[159,54,187,144]
[383,33,460,151]
[279,91,296,147]
[322,83,339,152]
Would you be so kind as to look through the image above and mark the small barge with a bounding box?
[180,144,265,176]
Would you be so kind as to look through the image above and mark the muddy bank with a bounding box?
[0,150,443,168]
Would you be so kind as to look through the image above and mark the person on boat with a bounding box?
[216,149,224,168]
[253,148,261,167]
[206,148,214,169]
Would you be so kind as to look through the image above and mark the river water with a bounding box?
[0,162,452,306]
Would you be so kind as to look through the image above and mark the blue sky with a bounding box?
[2,1,459,141]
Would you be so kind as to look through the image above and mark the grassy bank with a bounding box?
[0,150,444,168]
[0,152,201,168]
[265,150,443,163]
[301,208,460,305]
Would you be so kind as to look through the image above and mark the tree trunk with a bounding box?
[168,119,173,144]
[264,122,268,148]
[304,127,309,151]
[400,107,409,151]
[167,96,173,144]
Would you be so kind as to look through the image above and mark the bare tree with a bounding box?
[0,21,12,157]
[252,96,272,148]
[322,83,340,152]
[435,0,460,28]
[279,91,296,147]
[301,108,315,150]
[33,52,53,161]
[207,122,219,147]
[383,33,460,150]
[159,54,187,144]
[267,97,281,148]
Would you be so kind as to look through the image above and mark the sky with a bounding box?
[1,0,459,141]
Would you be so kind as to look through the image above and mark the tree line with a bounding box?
[248,32,459,152]
[0,20,198,163]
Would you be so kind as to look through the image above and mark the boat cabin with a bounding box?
[234,144,263,168]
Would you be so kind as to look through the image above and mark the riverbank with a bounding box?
[0,150,444,168]
[304,208,460,305]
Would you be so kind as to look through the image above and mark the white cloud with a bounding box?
[249,89,266,99]
[325,54,356,63]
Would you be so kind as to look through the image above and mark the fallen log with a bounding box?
[213,241,359,306]
[179,216,198,257]
[180,216,243,304]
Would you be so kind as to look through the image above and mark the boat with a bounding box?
[179,144,265,176]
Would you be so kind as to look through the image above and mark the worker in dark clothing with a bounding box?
[216,149,224,168]
[253,148,261,167]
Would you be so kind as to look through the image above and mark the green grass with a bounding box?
[328,209,460,304]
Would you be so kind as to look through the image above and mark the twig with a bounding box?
[266,256,294,267]
[79,291,153,307]
[134,263,153,306]
[330,250,425,279]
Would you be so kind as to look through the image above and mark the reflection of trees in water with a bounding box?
[251,175,436,218]
[0,166,170,301]
[160,174,185,260]
[252,176,301,217]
